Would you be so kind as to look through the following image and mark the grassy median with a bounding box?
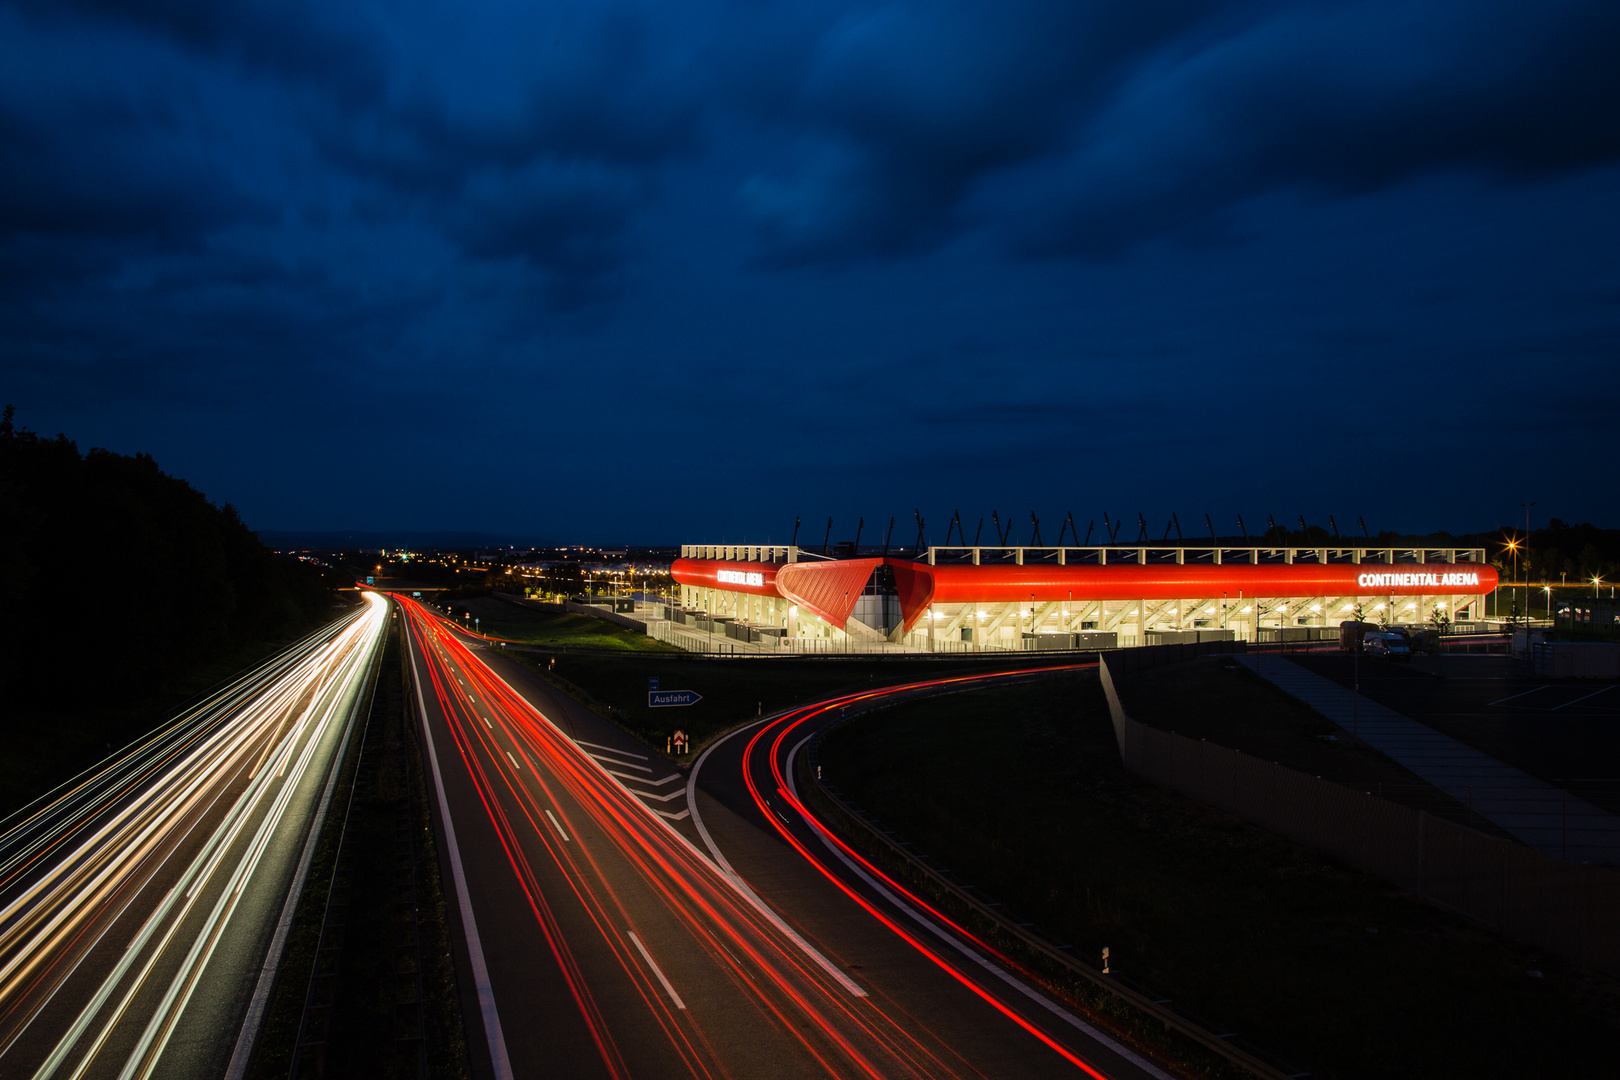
[249,611,470,1080]
[817,671,1617,1080]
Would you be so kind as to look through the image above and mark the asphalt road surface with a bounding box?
[0,593,389,1080]
[399,595,1175,1080]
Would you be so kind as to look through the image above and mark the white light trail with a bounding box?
[0,593,389,1080]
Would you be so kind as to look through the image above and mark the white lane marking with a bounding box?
[406,620,514,1080]
[603,768,667,783]
[783,732,1176,1080]
[545,810,571,843]
[627,773,683,787]
[1551,684,1615,711]
[465,663,867,999]
[227,646,368,1080]
[506,751,519,770]
[591,755,653,773]
[636,789,686,803]
[54,601,389,1080]
[627,931,685,1010]
[483,717,492,729]
[576,739,647,759]
[1487,685,1551,706]
[24,601,378,1077]
[686,719,768,882]
[653,809,691,821]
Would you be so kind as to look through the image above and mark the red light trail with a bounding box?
[393,592,1170,1078]
[396,594,1017,1079]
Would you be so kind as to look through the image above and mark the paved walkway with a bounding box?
[1239,656,1620,865]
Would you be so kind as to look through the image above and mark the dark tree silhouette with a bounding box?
[0,406,334,716]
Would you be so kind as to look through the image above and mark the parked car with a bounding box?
[1364,631,1411,661]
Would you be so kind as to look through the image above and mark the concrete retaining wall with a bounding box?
[1099,654,1620,976]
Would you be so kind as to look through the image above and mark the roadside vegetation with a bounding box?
[817,672,1617,1080]
[441,594,677,652]
[501,649,1072,757]
[0,406,343,819]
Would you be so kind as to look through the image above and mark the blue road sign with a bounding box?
[649,676,660,691]
[649,690,701,708]
[366,576,375,585]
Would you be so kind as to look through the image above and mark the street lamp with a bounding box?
[1503,536,1521,624]
[1519,501,1535,624]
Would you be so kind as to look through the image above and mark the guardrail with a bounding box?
[803,687,1304,1080]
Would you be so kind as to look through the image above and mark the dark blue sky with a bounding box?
[4,1,1617,544]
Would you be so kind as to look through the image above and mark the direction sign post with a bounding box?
[648,690,701,708]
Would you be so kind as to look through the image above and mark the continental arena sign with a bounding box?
[1357,571,1482,589]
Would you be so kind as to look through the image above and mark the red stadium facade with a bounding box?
[670,543,1497,652]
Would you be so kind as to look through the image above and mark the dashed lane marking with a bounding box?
[628,931,685,1010]
[545,809,571,842]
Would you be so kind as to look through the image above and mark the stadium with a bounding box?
[668,540,1499,652]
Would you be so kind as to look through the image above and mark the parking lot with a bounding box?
[1290,651,1620,814]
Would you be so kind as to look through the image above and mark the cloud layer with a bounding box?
[2,1,1617,536]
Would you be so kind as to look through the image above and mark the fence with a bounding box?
[643,620,758,654]
[1099,653,1620,976]
[563,599,648,632]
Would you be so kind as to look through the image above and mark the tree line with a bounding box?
[1254,519,1617,586]
[0,406,339,718]
[1504,519,1620,586]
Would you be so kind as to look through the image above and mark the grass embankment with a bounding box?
[818,673,1617,1080]
[503,650,1069,757]
[250,610,469,1080]
[443,595,677,652]
[1114,656,1503,833]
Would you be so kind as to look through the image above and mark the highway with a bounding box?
[398,595,1176,1080]
[692,671,1177,1080]
[0,592,389,1080]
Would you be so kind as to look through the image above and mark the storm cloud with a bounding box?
[2,1,1616,539]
